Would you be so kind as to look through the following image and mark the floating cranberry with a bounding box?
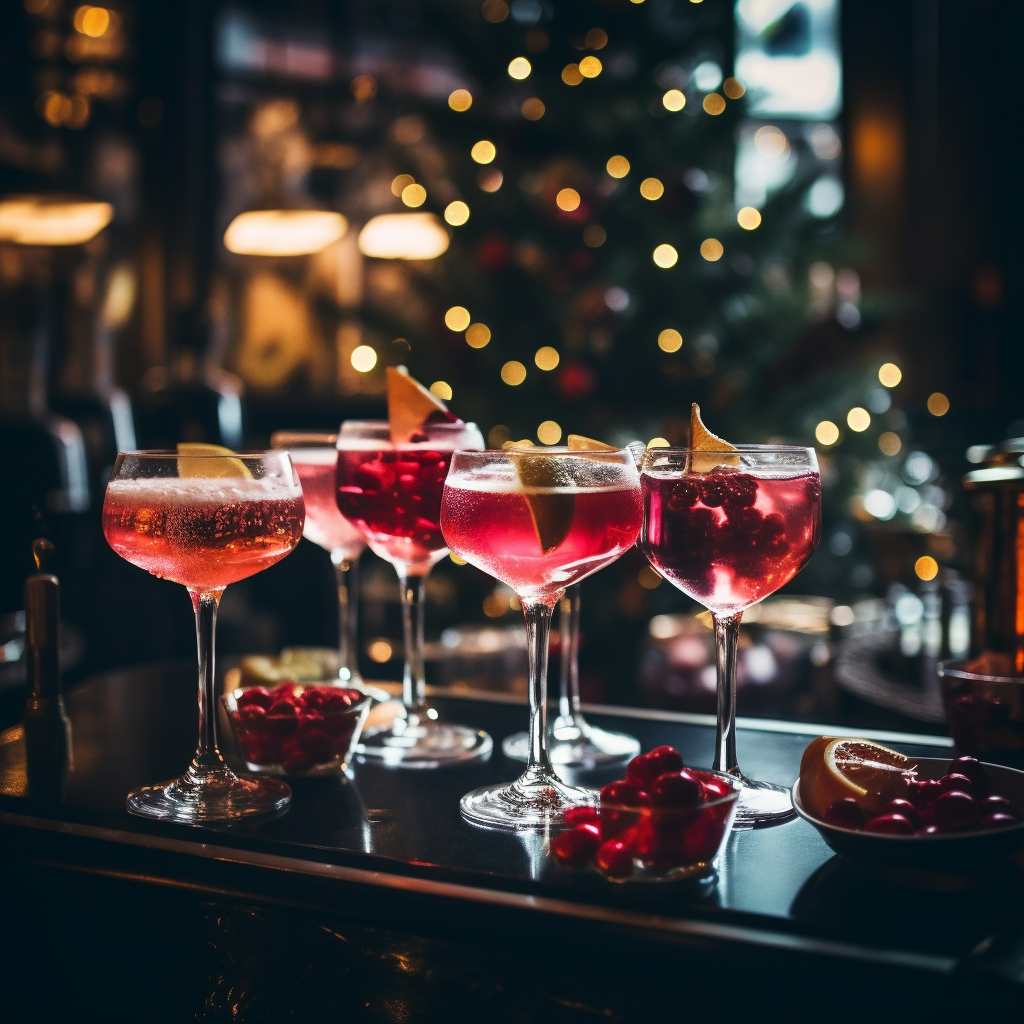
[596,838,634,877]
[978,813,1019,830]
[931,790,979,831]
[951,756,990,798]
[733,507,765,535]
[864,814,915,835]
[667,481,700,511]
[625,754,661,792]
[823,798,866,830]
[981,795,1013,816]
[646,745,685,776]
[564,805,601,828]
[938,772,975,797]
[651,770,704,809]
[700,478,729,507]
[881,799,922,829]
[552,824,601,865]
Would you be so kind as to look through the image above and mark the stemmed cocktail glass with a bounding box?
[102,450,304,822]
[640,445,821,827]
[271,431,366,686]
[501,583,640,768]
[336,420,492,767]
[441,446,642,829]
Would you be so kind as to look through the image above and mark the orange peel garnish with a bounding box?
[690,403,739,473]
[386,366,450,445]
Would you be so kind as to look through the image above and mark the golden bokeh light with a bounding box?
[662,89,686,112]
[703,93,726,115]
[915,556,939,582]
[562,63,584,86]
[430,381,453,401]
[556,188,581,212]
[878,362,902,387]
[653,244,678,268]
[815,420,840,446]
[483,593,509,617]
[444,201,470,226]
[927,392,950,416]
[477,168,503,192]
[508,56,532,80]
[647,437,670,448]
[537,420,562,444]
[534,346,560,370]
[583,224,606,247]
[878,431,902,456]
[521,97,546,120]
[501,360,527,385]
[847,407,871,432]
[579,56,602,78]
[585,28,608,49]
[75,5,110,37]
[391,174,415,197]
[223,210,347,256]
[658,329,683,353]
[401,183,426,207]
[350,75,378,102]
[0,194,113,246]
[448,89,473,112]
[488,424,512,448]
[638,566,662,589]
[471,140,496,164]
[449,551,468,565]
[754,125,789,158]
[466,323,491,348]
[357,213,449,259]
[723,77,745,99]
[640,177,664,200]
[482,0,509,22]
[737,206,761,230]
[606,155,630,178]
[350,345,378,372]
[445,306,471,331]
[367,639,393,663]
[700,238,724,261]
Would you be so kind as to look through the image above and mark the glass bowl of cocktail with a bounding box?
[441,443,643,830]
[102,445,305,822]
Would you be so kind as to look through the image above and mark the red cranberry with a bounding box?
[266,701,299,736]
[650,770,704,809]
[910,779,942,808]
[981,795,1013,815]
[978,813,1019,830]
[600,781,644,839]
[938,772,975,797]
[625,753,661,792]
[646,744,685,776]
[280,739,315,774]
[951,756,990,798]
[700,478,729,507]
[667,480,700,511]
[237,687,273,711]
[239,733,278,766]
[864,814,915,835]
[881,799,922,829]
[552,824,601,865]
[700,775,735,800]
[678,805,729,862]
[237,704,267,727]
[596,838,634,877]
[931,790,980,831]
[630,821,676,868]
[564,805,601,828]
[823,798,866,830]
[734,507,765,535]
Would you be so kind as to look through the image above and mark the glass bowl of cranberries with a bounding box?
[793,755,1024,874]
[222,682,372,777]
[939,656,1024,768]
[551,745,739,883]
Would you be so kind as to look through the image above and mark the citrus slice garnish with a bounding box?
[176,442,252,479]
[508,442,576,554]
[386,366,451,445]
[567,433,617,452]
[690,403,739,473]
[799,736,916,819]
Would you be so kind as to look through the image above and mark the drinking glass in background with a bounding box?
[441,446,642,829]
[336,419,492,767]
[640,445,821,827]
[102,450,304,821]
[501,583,640,768]
[271,431,365,687]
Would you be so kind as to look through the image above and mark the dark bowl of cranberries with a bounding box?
[793,755,1024,874]
[551,746,739,883]
[223,682,372,777]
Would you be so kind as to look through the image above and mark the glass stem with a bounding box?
[190,588,226,772]
[523,597,556,774]
[557,592,572,722]
[398,570,427,713]
[331,551,361,684]
[566,584,582,721]
[712,612,742,776]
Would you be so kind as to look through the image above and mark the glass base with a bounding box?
[126,764,291,824]
[461,765,596,831]
[728,774,796,829]
[502,719,640,768]
[355,714,493,769]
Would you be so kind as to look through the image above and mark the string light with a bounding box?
[357,213,449,259]
[537,420,562,444]
[653,244,678,268]
[445,306,471,331]
[471,140,496,164]
[662,89,685,112]
[521,98,545,120]
[450,552,468,565]
[815,421,840,446]
[737,207,761,230]
[501,361,527,385]
[578,56,602,78]
[703,94,726,115]
[915,556,939,582]
[391,174,415,197]
[508,56,532,80]
[448,89,473,112]
[466,323,491,348]
[351,345,377,372]
[430,381,453,400]
[847,407,871,432]
[401,183,426,207]
[927,392,950,416]
[878,431,902,456]
[723,77,745,99]
[562,64,584,86]
[700,238,724,261]
[556,188,581,212]
[534,346,559,370]
[222,210,347,256]
[647,437,670,448]
[444,201,470,226]
[878,363,902,387]
[478,169,503,192]
[584,28,608,49]
[606,155,630,178]
[638,566,661,589]
[658,329,683,353]
[640,178,664,200]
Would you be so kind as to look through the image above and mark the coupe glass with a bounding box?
[640,445,821,827]
[441,446,642,829]
[501,583,640,767]
[336,420,492,767]
[271,431,365,686]
[102,450,304,821]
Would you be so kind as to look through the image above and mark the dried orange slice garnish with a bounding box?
[799,736,916,819]
[690,403,739,473]
[508,441,575,554]
[567,433,617,452]
[386,366,450,445]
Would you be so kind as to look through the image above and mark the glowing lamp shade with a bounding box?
[0,194,113,246]
[223,210,347,256]
[357,213,449,260]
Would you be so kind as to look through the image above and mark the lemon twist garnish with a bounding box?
[176,442,252,479]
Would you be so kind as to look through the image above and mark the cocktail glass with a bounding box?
[102,450,304,821]
[501,583,640,767]
[640,445,821,827]
[441,446,642,829]
[271,431,366,687]
[336,420,492,767]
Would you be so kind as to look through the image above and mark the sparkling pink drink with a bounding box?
[441,482,642,601]
[641,467,820,615]
[103,478,305,591]
[291,448,365,558]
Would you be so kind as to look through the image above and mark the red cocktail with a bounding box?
[292,447,365,559]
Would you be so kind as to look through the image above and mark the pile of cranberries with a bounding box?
[823,755,1021,836]
[551,745,737,879]
[227,682,367,775]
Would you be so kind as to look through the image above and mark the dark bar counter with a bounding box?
[1,663,1022,1019]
